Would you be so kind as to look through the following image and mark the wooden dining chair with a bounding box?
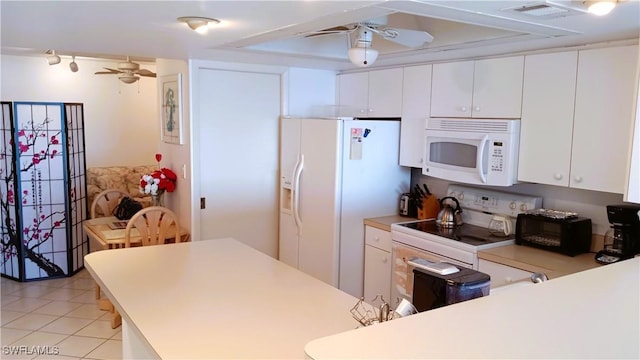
[90,189,129,219]
[89,189,129,307]
[124,206,181,248]
[106,206,181,328]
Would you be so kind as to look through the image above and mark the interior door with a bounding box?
[198,69,281,257]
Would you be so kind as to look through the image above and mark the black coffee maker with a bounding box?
[595,204,640,264]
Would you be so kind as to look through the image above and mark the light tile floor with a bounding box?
[1,269,122,360]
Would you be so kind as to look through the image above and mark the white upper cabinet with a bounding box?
[431,56,524,118]
[338,68,403,117]
[570,45,639,194]
[400,64,432,168]
[430,60,474,117]
[338,72,368,117]
[519,46,639,194]
[518,51,578,186]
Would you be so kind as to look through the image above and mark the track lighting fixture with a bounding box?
[177,16,220,34]
[69,56,79,72]
[46,50,61,65]
[348,28,378,67]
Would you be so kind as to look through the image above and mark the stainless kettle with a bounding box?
[436,196,464,228]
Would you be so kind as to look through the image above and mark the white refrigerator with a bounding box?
[279,117,410,298]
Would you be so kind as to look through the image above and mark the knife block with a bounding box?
[417,195,440,220]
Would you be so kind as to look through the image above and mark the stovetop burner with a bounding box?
[397,220,514,247]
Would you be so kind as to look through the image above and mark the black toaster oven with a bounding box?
[516,212,592,256]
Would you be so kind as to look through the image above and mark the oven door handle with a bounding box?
[408,257,460,275]
[477,135,489,184]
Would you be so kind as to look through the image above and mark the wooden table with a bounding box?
[83,216,190,251]
[84,238,360,359]
[83,216,190,327]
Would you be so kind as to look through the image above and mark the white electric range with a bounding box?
[390,184,542,301]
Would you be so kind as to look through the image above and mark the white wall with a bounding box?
[1,55,158,167]
[155,58,192,242]
[414,170,624,236]
[285,67,337,117]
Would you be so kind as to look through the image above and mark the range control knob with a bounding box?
[520,203,529,211]
[509,202,517,210]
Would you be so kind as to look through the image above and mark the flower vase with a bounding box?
[152,193,165,207]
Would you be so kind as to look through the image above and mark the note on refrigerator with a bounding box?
[350,128,363,160]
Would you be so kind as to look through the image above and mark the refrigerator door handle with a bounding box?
[293,154,304,235]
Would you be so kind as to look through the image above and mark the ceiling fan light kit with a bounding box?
[178,16,220,34]
[308,16,433,68]
[349,28,378,67]
[118,75,140,84]
[94,56,157,84]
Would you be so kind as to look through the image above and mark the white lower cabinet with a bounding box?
[364,226,392,303]
[478,259,534,289]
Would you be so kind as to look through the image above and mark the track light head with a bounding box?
[46,50,61,65]
[69,56,79,72]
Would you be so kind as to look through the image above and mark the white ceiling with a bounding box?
[1,0,639,70]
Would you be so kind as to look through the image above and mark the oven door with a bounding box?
[423,129,490,185]
[391,241,470,304]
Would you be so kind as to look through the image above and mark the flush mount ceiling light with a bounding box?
[584,0,617,15]
[178,16,220,34]
[46,50,61,65]
[69,56,79,72]
[348,28,379,67]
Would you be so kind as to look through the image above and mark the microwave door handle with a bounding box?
[477,135,489,184]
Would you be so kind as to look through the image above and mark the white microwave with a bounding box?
[422,118,521,187]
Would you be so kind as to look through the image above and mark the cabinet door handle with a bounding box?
[474,105,481,112]
[460,106,468,112]
[573,176,583,183]
[554,173,563,180]
[382,257,388,264]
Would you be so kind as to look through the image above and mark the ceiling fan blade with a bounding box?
[305,25,356,37]
[95,68,122,75]
[381,28,434,48]
[137,69,157,77]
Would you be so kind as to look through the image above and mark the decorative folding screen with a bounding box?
[1,102,88,281]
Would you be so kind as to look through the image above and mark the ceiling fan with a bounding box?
[94,56,156,84]
[306,16,434,67]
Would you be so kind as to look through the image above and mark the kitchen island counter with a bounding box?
[85,238,360,359]
[305,257,639,359]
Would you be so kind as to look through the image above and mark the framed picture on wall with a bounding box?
[160,73,183,145]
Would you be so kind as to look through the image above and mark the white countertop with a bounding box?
[84,238,360,359]
[305,257,640,359]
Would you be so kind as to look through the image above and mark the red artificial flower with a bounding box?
[139,167,177,194]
